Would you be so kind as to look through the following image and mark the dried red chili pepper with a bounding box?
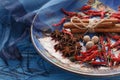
[52,17,66,27]
[118,53,120,58]
[86,45,98,53]
[90,61,106,65]
[98,52,105,60]
[62,29,73,38]
[106,53,115,67]
[61,8,77,17]
[75,55,85,61]
[80,52,87,56]
[116,46,120,50]
[112,57,120,62]
[83,50,99,62]
[84,10,107,19]
[106,36,111,50]
[109,54,119,65]
[111,40,120,48]
[111,14,120,19]
[100,36,106,51]
[80,5,91,11]
[80,52,92,57]
[99,36,108,61]
[108,34,120,41]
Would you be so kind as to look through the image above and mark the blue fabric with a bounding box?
[0,0,120,80]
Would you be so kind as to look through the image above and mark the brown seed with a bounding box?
[86,41,94,49]
[83,35,91,42]
[92,36,99,44]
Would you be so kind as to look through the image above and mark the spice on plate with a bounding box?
[83,35,91,42]
[92,36,99,44]
[50,5,120,68]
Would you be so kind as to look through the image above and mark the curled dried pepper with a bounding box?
[80,5,91,11]
[52,18,66,27]
[61,8,77,17]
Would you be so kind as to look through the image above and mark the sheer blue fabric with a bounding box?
[0,0,120,79]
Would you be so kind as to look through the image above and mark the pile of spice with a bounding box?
[51,30,82,57]
[50,5,120,67]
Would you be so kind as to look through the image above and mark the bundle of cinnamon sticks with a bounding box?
[63,18,120,33]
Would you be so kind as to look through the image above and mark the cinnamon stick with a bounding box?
[72,18,119,23]
[115,24,120,27]
[71,28,120,33]
[64,22,115,29]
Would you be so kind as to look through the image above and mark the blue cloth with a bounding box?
[0,0,120,80]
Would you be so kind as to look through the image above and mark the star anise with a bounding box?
[54,43,63,52]
[51,30,62,41]
[51,30,82,58]
[61,34,70,42]
[61,46,74,57]
[73,34,83,41]
[75,42,82,50]
[68,37,78,44]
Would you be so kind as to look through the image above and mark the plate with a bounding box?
[31,0,120,76]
